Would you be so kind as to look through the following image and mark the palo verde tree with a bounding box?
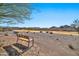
[0,3,32,25]
[0,3,32,31]
[71,19,79,34]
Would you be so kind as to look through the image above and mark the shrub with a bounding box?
[56,38,59,40]
[50,32,53,34]
[46,31,48,33]
[40,31,42,33]
[4,33,8,36]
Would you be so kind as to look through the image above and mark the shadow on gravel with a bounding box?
[13,43,29,52]
[68,45,75,50]
[3,43,30,56]
[3,45,20,56]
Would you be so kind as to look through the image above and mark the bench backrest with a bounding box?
[17,34,30,40]
[15,32,34,47]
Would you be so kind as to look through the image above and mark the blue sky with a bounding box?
[1,3,79,28]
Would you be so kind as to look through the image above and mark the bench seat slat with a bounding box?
[19,37,29,41]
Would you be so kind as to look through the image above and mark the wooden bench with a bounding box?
[14,32,34,48]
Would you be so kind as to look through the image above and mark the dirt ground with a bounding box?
[0,31,79,56]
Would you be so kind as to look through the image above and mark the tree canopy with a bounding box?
[0,3,32,24]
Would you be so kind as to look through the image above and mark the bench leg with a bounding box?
[32,39,34,47]
[28,40,34,48]
[28,41,30,48]
[16,36,19,43]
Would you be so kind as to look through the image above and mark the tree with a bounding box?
[0,3,32,25]
[71,19,79,34]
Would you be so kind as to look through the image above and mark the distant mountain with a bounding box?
[49,25,75,31]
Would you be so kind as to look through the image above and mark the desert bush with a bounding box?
[26,32,29,33]
[40,31,42,33]
[50,32,53,34]
[4,33,8,36]
[46,31,48,33]
[56,38,59,40]
[70,34,72,36]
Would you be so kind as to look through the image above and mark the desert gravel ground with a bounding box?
[0,31,79,56]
